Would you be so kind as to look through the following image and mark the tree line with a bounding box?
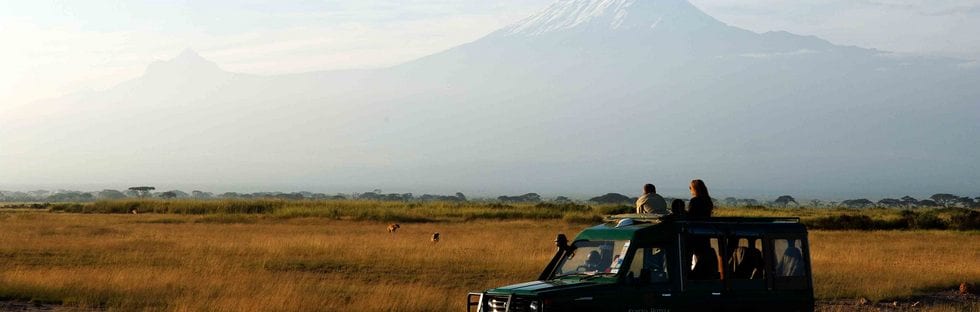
[733,194,980,209]
[1,188,978,209]
[0,187,465,203]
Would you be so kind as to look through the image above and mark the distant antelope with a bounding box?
[387,223,400,234]
[961,282,976,295]
[130,208,138,215]
[431,232,440,243]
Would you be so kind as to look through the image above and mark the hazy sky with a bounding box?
[2,1,979,198]
[2,0,980,109]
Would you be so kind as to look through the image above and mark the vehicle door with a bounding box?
[677,230,725,311]
[621,243,675,311]
[722,232,769,311]
[767,236,814,311]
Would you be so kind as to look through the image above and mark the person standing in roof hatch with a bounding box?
[636,183,668,214]
[687,179,713,218]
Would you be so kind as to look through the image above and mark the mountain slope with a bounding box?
[2,0,978,197]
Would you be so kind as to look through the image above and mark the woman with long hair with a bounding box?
[687,179,713,218]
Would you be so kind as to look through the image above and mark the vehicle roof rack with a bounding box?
[604,214,800,224]
[673,217,800,224]
[604,213,665,223]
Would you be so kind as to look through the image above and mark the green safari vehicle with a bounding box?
[467,214,814,312]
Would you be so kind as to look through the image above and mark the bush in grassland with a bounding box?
[807,215,876,230]
[948,209,980,230]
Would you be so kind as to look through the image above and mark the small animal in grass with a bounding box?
[387,223,400,234]
[130,208,138,215]
[961,282,976,295]
[431,232,440,243]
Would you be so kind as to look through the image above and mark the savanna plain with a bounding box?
[0,200,978,311]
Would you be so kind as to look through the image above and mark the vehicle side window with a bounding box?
[727,237,765,280]
[627,247,669,284]
[773,238,807,277]
[685,237,721,280]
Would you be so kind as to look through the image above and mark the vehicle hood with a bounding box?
[486,279,613,296]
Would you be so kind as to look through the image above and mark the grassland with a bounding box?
[0,210,977,311]
[38,199,980,231]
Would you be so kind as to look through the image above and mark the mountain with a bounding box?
[3,0,978,197]
[500,0,723,36]
[144,49,225,78]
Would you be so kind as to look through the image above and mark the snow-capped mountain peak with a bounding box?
[499,0,722,36]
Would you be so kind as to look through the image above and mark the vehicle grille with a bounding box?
[485,295,531,312]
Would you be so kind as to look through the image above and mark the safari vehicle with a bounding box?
[467,214,813,312]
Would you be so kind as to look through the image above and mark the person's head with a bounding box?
[585,250,602,269]
[671,199,685,214]
[690,179,710,198]
[643,183,656,194]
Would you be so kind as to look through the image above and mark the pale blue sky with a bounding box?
[2,0,979,109]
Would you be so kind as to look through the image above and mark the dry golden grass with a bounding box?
[0,213,977,311]
[810,231,980,300]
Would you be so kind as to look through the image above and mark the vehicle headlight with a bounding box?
[529,300,541,311]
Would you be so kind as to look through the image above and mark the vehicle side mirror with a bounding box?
[554,234,569,250]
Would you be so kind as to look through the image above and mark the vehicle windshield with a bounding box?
[553,240,630,278]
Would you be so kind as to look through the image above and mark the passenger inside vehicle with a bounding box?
[729,246,764,279]
[776,239,805,277]
[585,250,604,271]
[729,238,764,279]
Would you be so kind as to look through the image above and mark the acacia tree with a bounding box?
[877,198,901,207]
[128,186,155,198]
[97,189,128,200]
[191,190,213,199]
[900,196,918,208]
[958,197,975,208]
[499,193,543,203]
[586,193,629,204]
[842,198,873,208]
[723,197,738,206]
[929,193,959,208]
[774,195,798,206]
